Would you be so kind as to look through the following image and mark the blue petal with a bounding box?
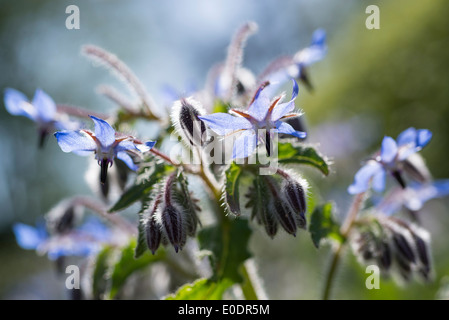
[90,116,116,148]
[78,217,111,242]
[232,130,258,159]
[270,79,299,121]
[198,113,252,135]
[380,136,398,163]
[117,151,138,171]
[54,130,97,155]
[275,121,306,139]
[145,140,156,149]
[417,180,449,204]
[397,127,417,147]
[247,88,271,121]
[417,129,432,149]
[13,223,47,250]
[372,169,386,192]
[397,127,431,150]
[4,88,38,120]
[115,140,137,153]
[32,89,56,123]
[295,29,327,66]
[46,239,98,260]
[311,28,326,47]
[135,140,156,153]
[348,161,383,194]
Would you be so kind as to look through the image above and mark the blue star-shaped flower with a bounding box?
[265,29,327,92]
[348,127,432,194]
[54,116,156,184]
[13,217,111,260]
[199,80,306,159]
[4,88,80,147]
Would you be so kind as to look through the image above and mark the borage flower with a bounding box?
[55,115,155,184]
[13,217,111,260]
[264,29,327,92]
[199,80,305,159]
[348,127,432,194]
[4,88,79,147]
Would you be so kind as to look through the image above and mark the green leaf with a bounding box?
[278,142,330,176]
[309,202,344,248]
[198,218,252,283]
[165,278,233,300]
[109,161,174,212]
[92,246,113,300]
[108,239,165,299]
[213,99,230,113]
[224,162,243,215]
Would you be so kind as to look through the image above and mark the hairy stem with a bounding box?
[197,157,261,300]
[71,196,135,234]
[82,45,160,120]
[56,104,109,120]
[322,192,365,300]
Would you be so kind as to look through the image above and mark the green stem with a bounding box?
[240,263,259,300]
[197,157,259,300]
[322,192,365,300]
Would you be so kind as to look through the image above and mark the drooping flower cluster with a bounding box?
[245,169,308,238]
[142,172,201,254]
[352,215,431,281]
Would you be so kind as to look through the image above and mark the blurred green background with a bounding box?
[0,0,448,299]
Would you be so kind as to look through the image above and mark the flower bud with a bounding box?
[172,98,207,147]
[283,179,307,225]
[379,241,392,271]
[273,200,297,236]
[414,235,430,272]
[260,206,278,238]
[145,213,162,255]
[161,205,185,253]
[392,232,416,264]
[396,254,412,281]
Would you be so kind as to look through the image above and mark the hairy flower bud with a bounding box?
[145,215,161,255]
[161,205,185,253]
[144,196,163,255]
[283,179,307,226]
[260,206,278,238]
[379,241,392,271]
[172,98,207,147]
[396,253,412,281]
[273,200,297,236]
[392,232,416,264]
